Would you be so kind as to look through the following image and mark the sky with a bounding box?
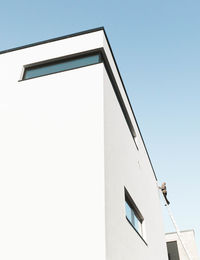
[0,0,200,253]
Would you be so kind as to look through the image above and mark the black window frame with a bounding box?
[167,241,180,260]
[124,187,147,246]
[22,51,103,81]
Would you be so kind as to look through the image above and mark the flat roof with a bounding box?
[0,27,158,181]
[166,230,195,235]
[0,27,104,55]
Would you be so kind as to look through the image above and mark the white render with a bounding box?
[166,230,200,260]
[0,28,168,260]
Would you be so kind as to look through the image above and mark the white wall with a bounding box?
[0,28,169,260]
[103,66,168,260]
[166,230,200,260]
[0,33,106,259]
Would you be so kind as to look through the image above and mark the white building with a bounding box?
[166,230,200,260]
[0,27,168,260]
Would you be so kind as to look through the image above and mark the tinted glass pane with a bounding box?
[130,208,135,226]
[125,201,132,223]
[167,241,180,260]
[135,216,142,235]
[24,54,101,80]
[125,199,143,236]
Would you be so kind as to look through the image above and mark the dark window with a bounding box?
[125,188,144,237]
[167,241,180,260]
[23,53,102,80]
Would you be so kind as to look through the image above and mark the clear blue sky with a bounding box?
[1,0,200,252]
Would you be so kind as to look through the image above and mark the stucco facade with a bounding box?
[0,28,168,260]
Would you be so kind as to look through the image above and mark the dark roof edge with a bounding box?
[102,29,158,181]
[0,27,104,55]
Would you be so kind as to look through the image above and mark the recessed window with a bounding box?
[22,53,102,80]
[167,241,180,260]
[125,188,144,238]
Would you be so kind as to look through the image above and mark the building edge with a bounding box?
[0,26,158,181]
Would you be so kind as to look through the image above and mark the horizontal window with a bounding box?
[23,53,102,80]
[125,188,144,239]
[21,49,138,151]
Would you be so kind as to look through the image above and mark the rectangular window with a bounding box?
[167,241,180,260]
[125,188,144,238]
[23,53,102,80]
